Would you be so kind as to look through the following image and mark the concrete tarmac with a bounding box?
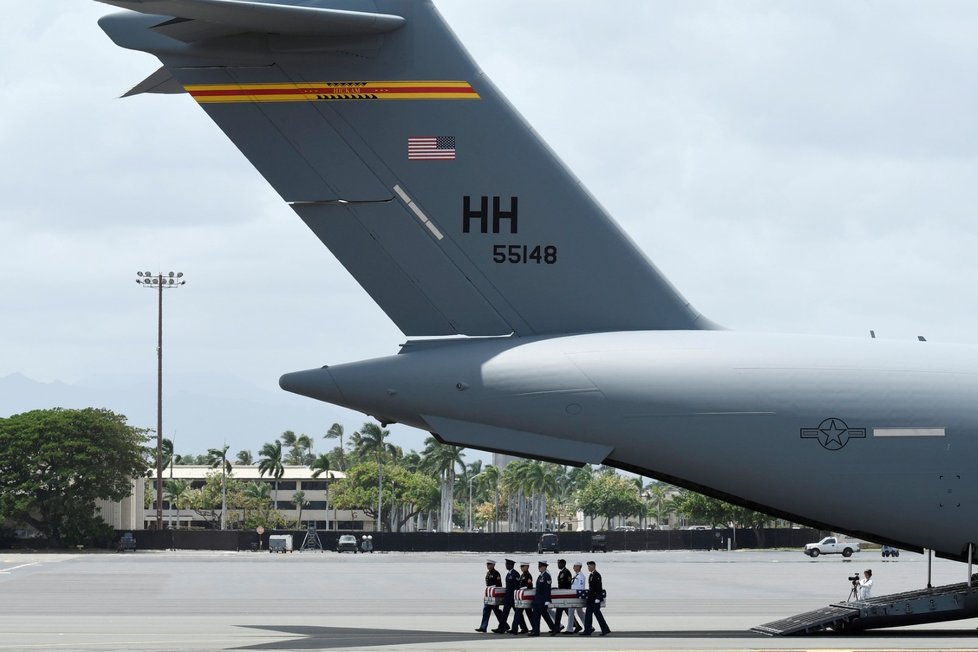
[2,548,978,651]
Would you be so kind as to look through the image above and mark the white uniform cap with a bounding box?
[573,561,583,566]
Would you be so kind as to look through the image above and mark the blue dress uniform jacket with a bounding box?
[504,568,521,606]
[508,570,533,633]
[530,569,556,634]
[533,570,552,607]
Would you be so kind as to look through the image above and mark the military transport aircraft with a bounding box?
[98,0,978,568]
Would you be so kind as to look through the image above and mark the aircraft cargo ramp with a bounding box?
[753,581,978,635]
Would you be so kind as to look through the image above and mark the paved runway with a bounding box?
[2,548,978,650]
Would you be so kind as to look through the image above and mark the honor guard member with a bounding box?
[580,560,610,636]
[493,559,518,633]
[476,559,505,633]
[529,560,557,636]
[552,558,580,634]
[565,562,586,634]
[508,561,533,634]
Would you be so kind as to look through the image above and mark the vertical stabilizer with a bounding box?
[99,0,712,336]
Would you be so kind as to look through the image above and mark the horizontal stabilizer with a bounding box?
[423,415,614,466]
[95,0,406,37]
[122,66,185,96]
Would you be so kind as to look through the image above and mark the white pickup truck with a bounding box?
[804,536,860,558]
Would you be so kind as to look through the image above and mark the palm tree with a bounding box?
[323,422,346,470]
[502,460,531,532]
[161,437,174,472]
[243,480,272,506]
[163,478,189,529]
[236,449,253,465]
[460,460,483,530]
[242,481,272,527]
[310,453,332,529]
[207,444,232,530]
[279,430,298,464]
[258,440,285,509]
[480,465,501,532]
[291,490,308,526]
[421,436,465,532]
[648,482,676,528]
[353,422,395,531]
[295,434,315,465]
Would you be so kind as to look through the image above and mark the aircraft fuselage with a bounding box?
[281,331,978,560]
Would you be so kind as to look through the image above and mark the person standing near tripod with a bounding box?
[858,569,873,599]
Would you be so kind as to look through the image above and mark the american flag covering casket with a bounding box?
[483,586,505,606]
[510,588,603,609]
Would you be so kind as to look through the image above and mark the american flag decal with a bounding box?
[408,136,456,160]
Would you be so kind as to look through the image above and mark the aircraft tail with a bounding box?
[99,0,713,336]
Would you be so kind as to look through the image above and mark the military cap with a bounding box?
[486,559,496,564]
[538,560,549,566]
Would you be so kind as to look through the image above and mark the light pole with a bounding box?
[136,270,186,530]
[376,457,383,533]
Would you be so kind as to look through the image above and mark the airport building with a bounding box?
[118,465,374,531]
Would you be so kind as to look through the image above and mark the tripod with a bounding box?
[846,580,860,602]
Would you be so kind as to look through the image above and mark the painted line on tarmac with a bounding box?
[0,562,39,574]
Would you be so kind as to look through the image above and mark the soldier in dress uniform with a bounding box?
[508,561,533,634]
[529,560,557,636]
[493,559,518,633]
[552,558,581,634]
[565,561,586,634]
[580,560,610,636]
[476,559,505,632]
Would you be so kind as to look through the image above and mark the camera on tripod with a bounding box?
[848,574,860,584]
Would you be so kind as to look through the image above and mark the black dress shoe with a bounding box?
[599,631,611,636]
[474,628,487,633]
[527,632,539,637]
[578,631,593,636]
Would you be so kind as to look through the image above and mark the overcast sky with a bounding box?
[4,1,978,456]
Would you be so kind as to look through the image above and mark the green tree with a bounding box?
[351,423,395,530]
[236,449,253,465]
[291,490,308,526]
[673,490,731,528]
[163,478,190,529]
[310,453,333,528]
[207,444,232,529]
[160,437,174,472]
[420,436,465,531]
[648,482,676,528]
[575,472,645,530]
[0,408,148,547]
[330,461,438,532]
[183,472,248,529]
[258,440,285,507]
[240,481,286,530]
[323,422,346,470]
